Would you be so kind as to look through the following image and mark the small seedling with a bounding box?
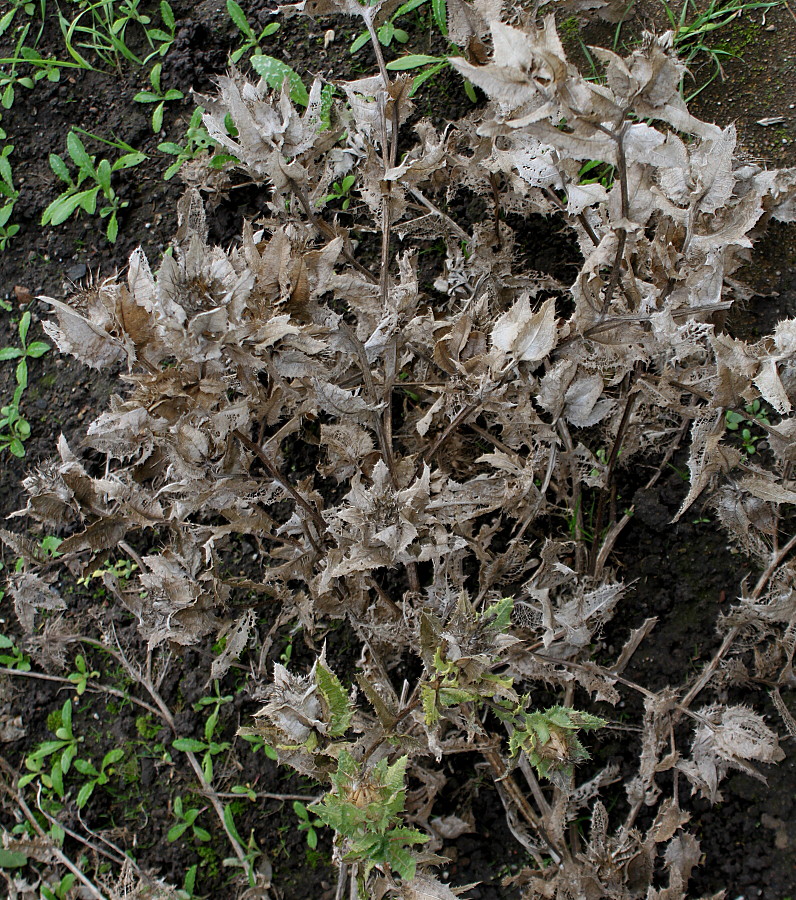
[725,399,771,455]
[0,309,50,456]
[318,174,356,210]
[60,0,177,70]
[73,747,124,808]
[293,800,322,849]
[41,130,146,243]
[134,62,184,132]
[230,782,257,801]
[350,0,445,54]
[226,0,280,64]
[0,632,31,671]
[0,1,38,41]
[0,137,17,249]
[19,699,82,799]
[41,872,77,900]
[177,864,198,900]
[67,654,100,695]
[173,682,232,782]
[158,106,217,180]
[241,732,278,760]
[167,795,211,842]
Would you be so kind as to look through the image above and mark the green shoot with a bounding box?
[0,309,50,457]
[41,130,146,243]
[134,61,184,132]
[167,795,212,842]
[226,0,280,64]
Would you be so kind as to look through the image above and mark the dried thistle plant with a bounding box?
[7,1,796,897]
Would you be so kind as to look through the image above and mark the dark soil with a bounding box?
[1,1,796,898]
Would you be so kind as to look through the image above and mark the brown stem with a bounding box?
[589,377,638,574]
[557,419,586,571]
[0,760,110,900]
[233,428,326,541]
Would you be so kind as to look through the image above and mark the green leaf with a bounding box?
[409,60,446,96]
[183,808,200,826]
[49,153,71,184]
[0,11,15,37]
[134,91,161,103]
[173,738,207,752]
[28,740,67,761]
[106,212,118,244]
[158,142,184,155]
[350,30,369,53]
[421,684,440,725]
[464,79,477,103]
[76,780,95,808]
[0,849,28,867]
[223,803,244,845]
[61,742,77,774]
[160,1,175,31]
[73,758,98,776]
[431,0,447,34]
[18,311,30,345]
[152,101,165,133]
[41,189,98,226]
[483,595,513,632]
[49,822,65,847]
[25,341,49,358]
[66,131,93,173]
[96,158,112,195]
[315,662,353,737]
[103,747,125,767]
[167,821,189,842]
[2,84,14,110]
[78,189,98,214]
[0,347,22,360]
[162,160,182,180]
[378,21,394,45]
[15,357,27,390]
[386,54,441,70]
[193,826,212,842]
[226,0,253,37]
[250,55,308,107]
[183,865,198,895]
[51,759,64,797]
[113,152,147,171]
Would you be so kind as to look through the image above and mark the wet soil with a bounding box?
[1,1,796,898]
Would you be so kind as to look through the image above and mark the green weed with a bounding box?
[158,106,217,180]
[0,309,50,456]
[41,129,146,243]
[167,795,212,843]
[725,398,771,454]
[59,0,177,71]
[226,0,280,64]
[19,699,82,800]
[134,61,184,132]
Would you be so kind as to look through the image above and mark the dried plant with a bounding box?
[7,1,796,897]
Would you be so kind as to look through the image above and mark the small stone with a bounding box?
[67,263,87,281]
